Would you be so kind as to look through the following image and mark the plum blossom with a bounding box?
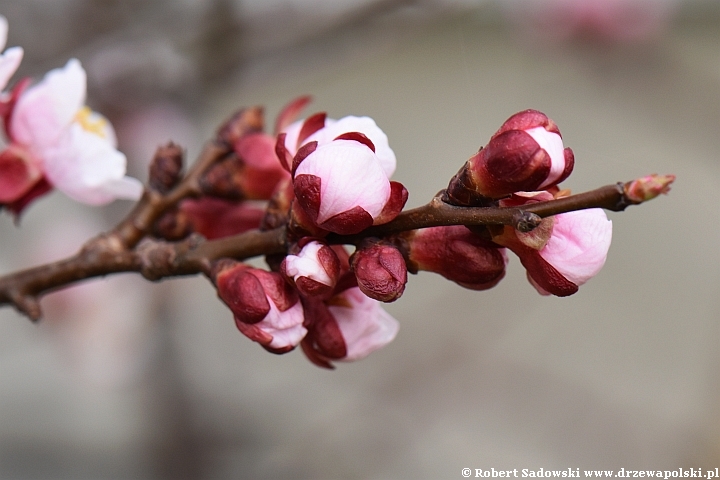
[301,286,400,368]
[281,238,340,298]
[278,115,407,235]
[350,240,407,302]
[0,58,142,213]
[0,15,22,93]
[214,261,306,354]
[448,109,574,203]
[492,191,612,296]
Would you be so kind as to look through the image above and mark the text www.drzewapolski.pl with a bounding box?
[461,468,720,479]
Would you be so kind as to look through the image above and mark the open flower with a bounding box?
[0,59,142,213]
[492,191,612,296]
[447,110,574,204]
[301,287,400,368]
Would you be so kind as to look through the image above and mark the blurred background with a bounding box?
[1,0,719,478]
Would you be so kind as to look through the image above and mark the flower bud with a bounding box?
[281,239,340,298]
[148,142,183,193]
[624,174,675,203]
[447,110,574,202]
[350,241,407,302]
[216,106,263,147]
[292,137,407,235]
[301,287,399,368]
[404,226,507,290]
[214,261,306,353]
[492,192,612,296]
[201,131,290,201]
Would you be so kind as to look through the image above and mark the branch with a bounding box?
[0,176,671,321]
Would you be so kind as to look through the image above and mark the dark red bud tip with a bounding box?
[334,132,376,152]
[215,264,271,323]
[351,242,408,302]
[148,142,184,193]
[492,109,556,139]
[274,95,312,135]
[217,106,264,146]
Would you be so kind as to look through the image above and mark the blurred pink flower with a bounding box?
[0,15,22,92]
[503,0,678,44]
[1,59,142,213]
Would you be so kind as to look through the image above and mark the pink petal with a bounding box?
[11,59,86,150]
[525,126,566,188]
[329,287,399,361]
[0,46,22,92]
[295,140,390,223]
[539,208,612,286]
[43,124,142,205]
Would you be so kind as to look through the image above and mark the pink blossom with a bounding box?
[215,262,306,353]
[291,136,407,235]
[1,59,142,211]
[0,16,22,92]
[492,192,612,296]
[282,114,396,177]
[281,238,340,297]
[329,287,399,361]
[449,110,574,202]
[503,0,678,44]
[301,287,400,368]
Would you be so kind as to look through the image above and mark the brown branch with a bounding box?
[0,176,671,321]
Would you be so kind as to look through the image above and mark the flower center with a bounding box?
[74,106,109,139]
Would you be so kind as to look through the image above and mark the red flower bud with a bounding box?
[404,226,507,290]
[350,241,407,302]
[148,142,183,193]
[447,110,574,202]
[214,262,306,352]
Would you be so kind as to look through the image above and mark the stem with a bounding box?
[0,178,663,321]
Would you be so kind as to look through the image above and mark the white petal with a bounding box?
[525,126,565,187]
[539,208,613,286]
[0,16,8,52]
[11,59,86,150]
[329,288,399,362]
[0,46,22,91]
[259,301,307,349]
[307,116,396,177]
[295,140,390,223]
[284,241,332,286]
[43,124,141,205]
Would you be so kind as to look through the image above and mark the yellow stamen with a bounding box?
[74,106,108,138]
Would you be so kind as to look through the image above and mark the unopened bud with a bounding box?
[447,110,574,203]
[625,174,675,203]
[148,142,183,193]
[404,226,507,291]
[281,239,340,298]
[350,241,407,302]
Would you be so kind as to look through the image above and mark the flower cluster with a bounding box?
[0,17,142,216]
[0,15,628,369]
[445,109,612,296]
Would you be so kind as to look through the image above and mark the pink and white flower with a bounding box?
[281,238,341,298]
[0,59,142,213]
[492,191,612,296]
[301,287,400,368]
[447,109,574,203]
[0,15,22,93]
[215,261,306,354]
